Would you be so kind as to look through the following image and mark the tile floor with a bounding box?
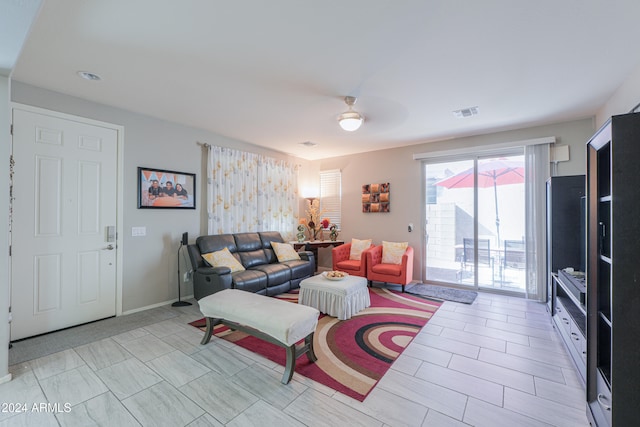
[2,289,590,426]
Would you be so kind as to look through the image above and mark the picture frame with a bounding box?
[362,182,390,213]
[138,167,196,209]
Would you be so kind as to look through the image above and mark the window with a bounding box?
[320,170,341,229]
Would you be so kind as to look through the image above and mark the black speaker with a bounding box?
[181,232,188,246]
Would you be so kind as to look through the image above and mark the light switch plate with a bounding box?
[132,226,146,237]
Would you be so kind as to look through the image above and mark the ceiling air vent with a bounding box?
[453,106,479,118]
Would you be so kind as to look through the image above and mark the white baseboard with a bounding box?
[121,294,195,316]
[0,373,12,385]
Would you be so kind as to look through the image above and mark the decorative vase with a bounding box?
[330,232,338,241]
[296,225,306,243]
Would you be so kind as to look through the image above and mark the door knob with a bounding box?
[103,244,115,250]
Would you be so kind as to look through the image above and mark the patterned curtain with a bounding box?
[207,145,298,239]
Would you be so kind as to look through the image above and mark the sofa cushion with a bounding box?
[371,263,402,276]
[250,263,291,286]
[381,241,408,265]
[234,232,263,252]
[239,250,268,268]
[232,269,268,293]
[349,238,372,260]
[280,259,314,280]
[202,247,245,273]
[259,231,285,264]
[271,242,301,262]
[336,259,363,272]
[197,234,237,255]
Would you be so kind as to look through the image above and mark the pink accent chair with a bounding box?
[366,245,414,292]
[331,243,373,277]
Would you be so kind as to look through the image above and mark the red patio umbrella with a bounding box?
[435,158,524,244]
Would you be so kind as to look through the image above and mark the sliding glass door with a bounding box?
[424,151,525,293]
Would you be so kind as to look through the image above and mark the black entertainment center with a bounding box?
[546,175,586,385]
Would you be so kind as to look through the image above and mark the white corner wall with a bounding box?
[596,62,640,126]
[0,76,11,383]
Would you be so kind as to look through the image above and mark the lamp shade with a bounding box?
[338,111,364,131]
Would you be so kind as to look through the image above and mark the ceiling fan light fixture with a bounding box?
[337,96,364,131]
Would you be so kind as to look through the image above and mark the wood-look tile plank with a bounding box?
[503,387,589,427]
[377,370,467,421]
[448,354,535,393]
[146,350,210,387]
[506,342,574,368]
[96,358,163,399]
[402,342,453,367]
[422,409,471,427]
[412,333,480,359]
[229,364,307,410]
[118,334,176,362]
[74,338,132,371]
[440,328,507,352]
[283,389,382,427]
[227,400,306,427]
[415,361,503,406]
[54,392,140,427]
[477,349,565,383]
[179,372,259,424]
[123,381,204,426]
[463,397,551,427]
[39,365,108,407]
[534,377,586,410]
[333,386,428,427]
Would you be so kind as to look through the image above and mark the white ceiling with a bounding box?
[10,0,640,160]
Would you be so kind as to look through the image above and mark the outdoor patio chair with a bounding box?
[460,238,494,285]
[502,239,525,284]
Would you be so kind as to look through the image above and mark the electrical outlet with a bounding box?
[183,271,191,282]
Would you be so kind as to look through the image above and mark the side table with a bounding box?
[291,240,344,272]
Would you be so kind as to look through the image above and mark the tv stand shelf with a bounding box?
[552,274,586,385]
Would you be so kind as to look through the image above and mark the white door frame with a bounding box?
[11,103,125,316]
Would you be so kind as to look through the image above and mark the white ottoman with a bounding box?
[299,274,370,320]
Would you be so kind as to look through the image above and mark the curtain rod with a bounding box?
[196,141,211,148]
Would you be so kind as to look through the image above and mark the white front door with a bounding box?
[11,108,118,340]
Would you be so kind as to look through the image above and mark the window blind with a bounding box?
[320,170,341,229]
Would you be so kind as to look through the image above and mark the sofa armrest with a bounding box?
[298,250,315,265]
[366,245,383,268]
[332,243,352,264]
[193,266,233,300]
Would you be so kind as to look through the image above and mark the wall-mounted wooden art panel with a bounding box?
[362,182,390,212]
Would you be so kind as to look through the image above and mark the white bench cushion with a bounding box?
[198,289,319,346]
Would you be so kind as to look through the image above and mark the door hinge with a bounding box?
[10,124,13,135]
[8,245,11,257]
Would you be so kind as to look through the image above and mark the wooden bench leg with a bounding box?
[281,332,317,384]
[200,317,222,345]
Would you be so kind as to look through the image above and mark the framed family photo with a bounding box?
[138,167,196,209]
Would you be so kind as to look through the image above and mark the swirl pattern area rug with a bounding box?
[189,287,441,401]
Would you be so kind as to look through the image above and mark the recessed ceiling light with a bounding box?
[77,71,102,81]
[299,141,317,147]
[453,106,479,118]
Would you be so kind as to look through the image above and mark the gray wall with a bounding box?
[10,81,310,313]
[313,118,595,281]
